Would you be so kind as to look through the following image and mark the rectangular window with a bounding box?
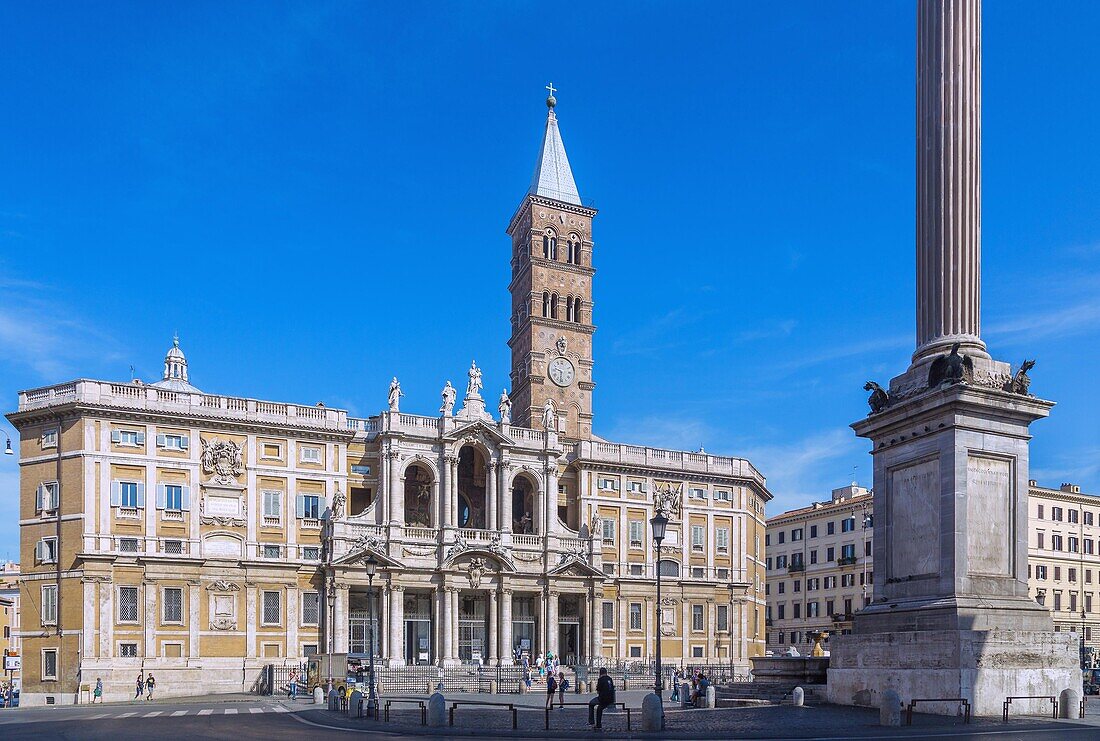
[163,587,183,623]
[1087,512,1095,526]
[826,547,835,561]
[715,489,731,501]
[350,464,371,475]
[629,520,644,548]
[114,429,143,447]
[302,592,320,625]
[601,518,616,545]
[716,527,729,553]
[598,477,620,491]
[1038,532,1045,549]
[717,604,729,631]
[119,643,138,657]
[842,517,856,532]
[1070,509,1080,524]
[841,544,856,559]
[793,603,801,619]
[810,549,818,564]
[263,544,281,559]
[262,591,281,625]
[158,433,189,451]
[1037,504,1044,519]
[261,443,283,459]
[778,581,785,594]
[119,538,140,553]
[691,525,705,551]
[602,563,616,575]
[1052,535,1063,551]
[627,480,647,493]
[303,644,319,656]
[778,532,785,544]
[629,645,642,658]
[119,586,139,622]
[300,446,322,464]
[41,584,58,625]
[826,599,835,615]
[36,482,60,512]
[602,602,615,629]
[1086,539,1095,556]
[777,555,787,568]
[690,566,705,578]
[690,487,707,500]
[164,484,183,511]
[791,528,803,541]
[1053,507,1063,522]
[809,525,818,538]
[807,601,819,618]
[765,534,771,546]
[1054,592,1062,611]
[117,481,142,508]
[629,603,642,630]
[1055,566,1062,580]
[824,576,836,589]
[1036,565,1047,579]
[164,539,183,555]
[793,580,801,593]
[42,649,58,680]
[827,522,835,535]
[1070,537,1080,553]
[303,546,321,560]
[262,490,283,523]
[629,563,644,576]
[692,604,704,631]
[692,645,704,658]
[41,428,58,448]
[36,537,58,564]
[841,574,855,587]
[297,494,321,520]
[717,567,729,580]
[777,605,785,619]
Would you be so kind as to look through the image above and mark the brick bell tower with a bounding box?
[506,85,597,439]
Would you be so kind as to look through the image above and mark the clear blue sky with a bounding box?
[1,2,1098,558]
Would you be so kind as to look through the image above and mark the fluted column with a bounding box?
[441,586,454,662]
[487,462,499,531]
[488,590,498,665]
[500,462,513,532]
[913,0,988,363]
[389,585,405,666]
[388,451,404,525]
[546,589,559,657]
[440,455,451,528]
[545,462,559,535]
[500,588,514,664]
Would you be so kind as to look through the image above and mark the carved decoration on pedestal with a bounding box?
[444,534,469,562]
[201,438,244,485]
[1003,359,1036,395]
[204,580,240,631]
[864,381,890,414]
[467,557,488,589]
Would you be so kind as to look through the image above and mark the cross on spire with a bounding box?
[545,82,556,97]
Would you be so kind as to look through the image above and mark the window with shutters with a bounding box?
[41,428,58,449]
[163,587,183,623]
[716,527,729,553]
[36,482,59,513]
[302,592,320,625]
[629,603,642,630]
[598,477,620,491]
[113,480,143,510]
[36,537,57,564]
[262,591,281,625]
[714,489,731,501]
[297,494,321,520]
[629,520,644,548]
[119,586,139,622]
[689,487,707,500]
[299,446,322,464]
[42,649,58,680]
[114,429,144,447]
[627,480,647,494]
[157,433,189,451]
[601,518,616,545]
[691,525,705,552]
[601,601,614,629]
[41,584,58,625]
[262,490,283,525]
[164,484,183,512]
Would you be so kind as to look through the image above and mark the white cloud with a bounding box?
[737,428,867,512]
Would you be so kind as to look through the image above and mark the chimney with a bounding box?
[1061,483,1081,494]
[1028,479,1037,487]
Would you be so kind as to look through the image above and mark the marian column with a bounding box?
[825,0,1078,716]
[913,0,987,363]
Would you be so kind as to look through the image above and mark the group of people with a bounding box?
[519,650,560,690]
[133,673,156,701]
[670,668,711,707]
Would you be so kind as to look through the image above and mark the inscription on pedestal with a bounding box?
[888,459,940,580]
[966,455,1013,576]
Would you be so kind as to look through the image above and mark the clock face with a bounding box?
[547,357,575,387]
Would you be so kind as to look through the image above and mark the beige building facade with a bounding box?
[767,481,1100,662]
[7,94,771,705]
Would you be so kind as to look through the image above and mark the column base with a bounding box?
[826,629,1079,716]
[441,658,462,668]
[386,658,406,668]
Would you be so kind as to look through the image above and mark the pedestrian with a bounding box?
[670,670,681,703]
[93,677,103,704]
[134,673,144,701]
[557,671,568,708]
[545,670,558,709]
[523,666,532,690]
[690,672,709,707]
[289,670,298,700]
[587,667,615,729]
[145,673,156,701]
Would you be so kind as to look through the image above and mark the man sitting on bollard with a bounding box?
[588,668,616,729]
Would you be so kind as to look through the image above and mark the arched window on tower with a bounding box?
[568,236,579,265]
[549,236,558,260]
[573,298,582,324]
[543,235,550,259]
[565,296,575,323]
[542,291,551,318]
[550,293,559,319]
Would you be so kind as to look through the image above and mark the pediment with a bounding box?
[547,557,605,578]
[334,543,402,569]
[444,419,514,447]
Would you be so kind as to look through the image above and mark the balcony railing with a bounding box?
[788,562,806,573]
[837,556,858,566]
[831,612,853,622]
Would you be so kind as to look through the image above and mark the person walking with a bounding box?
[587,668,616,729]
[93,677,103,704]
[289,669,298,700]
[134,673,144,701]
[557,671,568,709]
[145,673,156,701]
[545,670,558,710]
[670,670,681,703]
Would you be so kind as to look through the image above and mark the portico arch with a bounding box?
[457,446,489,529]
[509,471,539,534]
[403,461,436,528]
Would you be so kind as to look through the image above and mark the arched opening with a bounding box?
[550,293,558,319]
[542,291,550,318]
[658,559,681,577]
[567,238,579,265]
[573,299,582,324]
[511,475,537,534]
[403,463,433,527]
[457,447,488,529]
[565,296,575,322]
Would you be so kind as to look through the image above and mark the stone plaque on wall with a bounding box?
[205,495,240,517]
[966,455,1013,576]
[888,458,940,581]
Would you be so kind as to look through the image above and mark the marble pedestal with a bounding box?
[826,369,1079,715]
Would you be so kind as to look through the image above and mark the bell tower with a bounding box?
[506,85,597,439]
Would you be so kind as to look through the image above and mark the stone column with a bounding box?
[433,587,444,665]
[101,582,114,658]
[287,588,299,658]
[430,481,440,528]
[487,590,498,665]
[546,590,558,657]
[389,451,404,525]
[334,585,350,653]
[445,455,459,528]
[440,587,453,662]
[487,462,499,531]
[500,588,514,665]
[450,588,461,663]
[189,581,201,658]
[440,455,451,528]
[500,463,512,532]
[389,585,405,666]
[913,0,988,363]
[245,583,257,658]
[545,463,559,535]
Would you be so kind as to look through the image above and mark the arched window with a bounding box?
[550,293,558,319]
[658,559,680,577]
[542,291,551,318]
[565,296,574,322]
[549,236,558,260]
[568,236,579,265]
[573,298,582,324]
[542,235,550,259]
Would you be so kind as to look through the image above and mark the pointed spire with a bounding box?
[528,83,582,206]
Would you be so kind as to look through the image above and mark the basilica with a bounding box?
[8,91,770,704]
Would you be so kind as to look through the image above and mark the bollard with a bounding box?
[427,692,446,727]
[880,690,902,727]
[349,690,363,716]
[1059,688,1083,719]
[791,687,805,707]
[641,692,664,731]
[328,688,339,711]
[705,685,716,709]
[313,686,324,705]
[489,679,498,694]
[680,682,692,708]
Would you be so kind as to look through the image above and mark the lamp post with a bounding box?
[326,585,336,694]
[650,511,668,699]
[365,555,379,718]
[4,438,12,455]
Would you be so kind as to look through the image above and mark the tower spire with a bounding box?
[528,84,581,206]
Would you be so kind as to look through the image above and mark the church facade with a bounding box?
[8,93,771,704]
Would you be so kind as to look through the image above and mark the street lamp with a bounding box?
[650,511,668,700]
[4,438,12,455]
[365,554,379,718]
[327,586,336,694]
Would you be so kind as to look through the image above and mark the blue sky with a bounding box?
[1,1,1098,558]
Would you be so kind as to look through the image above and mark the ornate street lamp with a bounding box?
[650,510,668,699]
[326,585,336,694]
[4,438,12,455]
[365,554,379,718]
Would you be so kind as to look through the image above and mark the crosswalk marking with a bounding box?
[224,708,238,715]
[198,709,214,716]
[119,712,137,718]
[143,711,162,717]
[272,706,290,713]
[248,708,263,714]
[90,713,109,719]
[171,710,189,716]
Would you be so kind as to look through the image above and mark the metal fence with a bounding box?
[257,663,308,696]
